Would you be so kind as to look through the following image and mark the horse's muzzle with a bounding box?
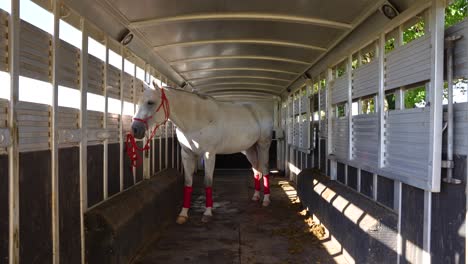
[131,121,146,139]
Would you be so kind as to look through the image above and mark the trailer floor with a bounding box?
[134,170,348,264]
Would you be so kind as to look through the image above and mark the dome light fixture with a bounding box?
[380,1,400,20]
[120,30,134,46]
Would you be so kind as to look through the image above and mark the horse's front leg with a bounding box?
[202,151,216,223]
[176,147,197,224]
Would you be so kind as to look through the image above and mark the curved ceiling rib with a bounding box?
[129,12,353,30]
[154,39,327,51]
[189,76,291,83]
[170,55,310,65]
[180,67,299,75]
[196,82,284,89]
[200,87,282,95]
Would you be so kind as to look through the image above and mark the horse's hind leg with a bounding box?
[176,147,197,224]
[202,151,216,223]
[243,146,261,201]
[257,141,272,206]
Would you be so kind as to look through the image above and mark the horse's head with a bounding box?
[131,81,167,139]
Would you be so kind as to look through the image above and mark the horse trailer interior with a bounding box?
[0,0,467,263]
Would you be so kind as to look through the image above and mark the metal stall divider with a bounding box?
[8,1,20,263]
[79,17,89,264]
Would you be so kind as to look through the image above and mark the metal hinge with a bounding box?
[441,160,454,169]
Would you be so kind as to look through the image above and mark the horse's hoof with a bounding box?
[262,200,271,207]
[201,214,213,223]
[176,215,188,225]
[251,195,260,202]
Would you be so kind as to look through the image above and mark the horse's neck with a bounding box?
[164,89,218,132]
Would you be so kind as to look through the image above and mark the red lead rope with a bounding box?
[125,88,170,167]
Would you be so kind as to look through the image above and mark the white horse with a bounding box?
[131,82,274,224]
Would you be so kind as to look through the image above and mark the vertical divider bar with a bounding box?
[306,83,311,168]
[317,76,321,170]
[103,37,109,199]
[356,168,361,192]
[378,34,386,168]
[372,173,378,201]
[51,1,60,262]
[133,62,138,182]
[119,45,124,191]
[326,68,333,178]
[395,181,403,264]
[347,55,352,161]
[428,0,444,193]
[172,123,175,169]
[8,0,20,263]
[79,18,89,264]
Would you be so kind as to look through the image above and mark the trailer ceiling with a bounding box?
[59,0,416,99]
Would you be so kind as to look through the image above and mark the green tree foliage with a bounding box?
[445,0,468,27]
[404,86,426,108]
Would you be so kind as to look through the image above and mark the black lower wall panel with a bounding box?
[0,155,8,263]
[337,162,345,184]
[297,169,398,263]
[320,139,326,173]
[269,141,277,169]
[347,166,358,190]
[87,145,103,207]
[19,150,52,263]
[313,143,319,168]
[123,143,134,190]
[108,143,120,196]
[154,139,161,173]
[161,139,166,170]
[400,183,424,264]
[167,137,173,168]
[377,176,394,209]
[431,155,466,264]
[59,147,81,263]
[360,170,374,198]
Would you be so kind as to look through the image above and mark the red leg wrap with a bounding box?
[183,186,193,208]
[205,187,213,208]
[263,174,270,194]
[254,174,261,191]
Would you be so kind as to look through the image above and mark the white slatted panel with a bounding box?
[293,98,299,114]
[384,108,430,180]
[17,102,50,152]
[0,10,8,72]
[107,65,121,99]
[385,34,431,90]
[299,120,308,149]
[293,119,299,147]
[352,114,378,167]
[122,72,133,102]
[453,103,468,155]
[57,107,79,148]
[122,115,132,134]
[319,90,327,136]
[19,21,51,83]
[332,117,348,160]
[445,19,468,79]
[88,55,104,95]
[58,41,80,89]
[134,79,145,101]
[106,113,120,143]
[331,75,348,104]
[300,96,307,113]
[0,99,7,128]
[87,111,103,129]
[287,118,293,145]
[288,102,293,117]
[352,60,379,99]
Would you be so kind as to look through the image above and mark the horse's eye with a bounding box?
[147,101,155,106]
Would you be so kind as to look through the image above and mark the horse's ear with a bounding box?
[152,80,162,90]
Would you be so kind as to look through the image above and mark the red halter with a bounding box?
[125,88,170,167]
